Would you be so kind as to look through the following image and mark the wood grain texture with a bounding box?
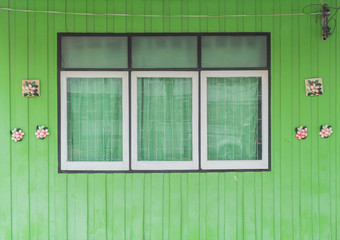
[0,0,339,239]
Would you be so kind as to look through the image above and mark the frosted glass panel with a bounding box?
[61,37,128,68]
[67,77,123,161]
[207,77,262,160]
[132,36,197,68]
[202,36,267,68]
[137,77,192,161]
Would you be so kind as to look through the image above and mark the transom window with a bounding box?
[58,33,270,172]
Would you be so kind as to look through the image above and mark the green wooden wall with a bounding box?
[0,0,339,239]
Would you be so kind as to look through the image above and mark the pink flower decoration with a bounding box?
[35,125,50,139]
[295,126,308,140]
[320,125,333,138]
[10,128,24,142]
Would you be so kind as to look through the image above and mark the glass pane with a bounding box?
[137,77,192,161]
[132,36,197,68]
[202,36,267,68]
[67,77,123,161]
[61,37,128,68]
[207,77,262,160]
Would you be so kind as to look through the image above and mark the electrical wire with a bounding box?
[324,5,340,39]
[0,7,321,17]
[329,17,337,35]
[328,6,340,20]
[301,3,340,40]
[302,4,323,14]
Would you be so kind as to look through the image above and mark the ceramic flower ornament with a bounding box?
[35,126,50,139]
[305,78,323,97]
[22,80,40,97]
[10,128,24,142]
[295,126,308,140]
[319,125,333,138]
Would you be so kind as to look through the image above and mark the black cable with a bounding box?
[302,4,323,14]
[326,5,340,38]
[328,17,336,37]
[328,6,340,20]
[302,3,340,40]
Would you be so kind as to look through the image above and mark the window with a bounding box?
[201,71,268,170]
[59,33,270,172]
[60,71,129,171]
[131,71,199,170]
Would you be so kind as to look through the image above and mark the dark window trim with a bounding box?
[57,32,271,173]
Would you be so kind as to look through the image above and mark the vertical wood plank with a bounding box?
[28,0,49,238]
[151,0,163,32]
[224,0,237,32]
[309,0,320,238]
[149,174,164,239]
[64,0,78,239]
[162,174,170,240]
[169,0,182,32]
[112,174,126,239]
[163,0,170,32]
[64,0,89,237]
[217,173,225,240]
[280,0,293,238]
[260,1,275,239]
[336,0,340,236]
[70,0,88,239]
[291,2,301,239]
[224,174,237,239]
[168,173,182,240]
[187,173,200,240]
[181,173,189,240]
[124,174,132,240]
[9,0,30,237]
[187,0,199,32]
[272,1,282,238]
[206,173,219,239]
[318,20,332,240]
[328,19,337,240]
[329,2,338,239]
[298,1,313,239]
[143,174,151,240]
[0,0,12,237]
[130,174,144,239]
[53,0,68,238]
[132,0,144,32]
[199,174,207,240]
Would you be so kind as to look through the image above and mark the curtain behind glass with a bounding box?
[207,77,261,160]
[137,77,192,161]
[67,78,123,161]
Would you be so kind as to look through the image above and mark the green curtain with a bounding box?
[67,77,123,161]
[137,77,192,161]
[207,77,261,161]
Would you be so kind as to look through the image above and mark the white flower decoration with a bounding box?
[10,128,24,142]
[320,125,333,138]
[35,125,50,139]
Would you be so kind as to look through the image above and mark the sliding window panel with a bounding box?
[131,36,197,68]
[60,71,129,171]
[131,72,199,170]
[61,36,128,69]
[201,36,267,68]
[201,71,269,170]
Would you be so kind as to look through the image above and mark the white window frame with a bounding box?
[200,70,269,170]
[131,71,199,170]
[60,71,130,171]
